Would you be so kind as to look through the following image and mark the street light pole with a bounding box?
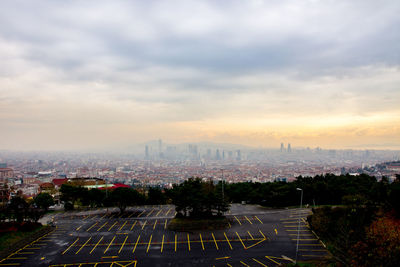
[295,188,303,264]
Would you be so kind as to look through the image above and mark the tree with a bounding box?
[110,187,143,213]
[34,193,54,211]
[8,196,29,223]
[88,188,105,208]
[147,187,166,205]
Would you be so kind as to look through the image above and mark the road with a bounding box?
[0,204,329,267]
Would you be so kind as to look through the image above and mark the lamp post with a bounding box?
[295,187,303,264]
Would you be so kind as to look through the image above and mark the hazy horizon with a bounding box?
[1,0,399,151]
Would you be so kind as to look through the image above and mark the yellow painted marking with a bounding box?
[90,237,103,254]
[275,228,278,235]
[97,222,108,231]
[244,216,252,224]
[235,232,246,249]
[132,235,140,253]
[108,222,118,231]
[76,225,82,231]
[141,220,147,229]
[174,234,177,252]
[153,220,158,230]
[146,235,152,253]
[246,239,266,249]
[199,233,205,250]
[165,208,172,215]
[259,230,266,239]
[75,237,92,254]
[161,235,165,253]
[100,213,107,219]
[146,209,155,217]
[224,232,232,250]
[255,216,263,224]
[130,221,137,230]
[240,261,250,266]
[227,264,233,267]
[109,214,116,219]
[119,221,128,231]
[216,256,231,260]
[252,258,267,267]
[137,210,145,217]
[265,256,281,265]
[164,219,168,229]
[16,252,34,254]
[247,231,254,240]
[187,233,191,251]
[228,222,231,228]
[62,238,79,255]
[86,222,98,232]
[211,233,219,250]
[104,236,116,254]
[234,216,242,225]
[155,209,162,217]
[7,257,27,260]
[118,235,129,254]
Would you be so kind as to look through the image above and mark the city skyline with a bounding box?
[1,0,399,151]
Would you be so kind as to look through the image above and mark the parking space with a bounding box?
[0,205,330,266]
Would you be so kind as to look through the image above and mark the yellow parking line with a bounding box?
[247,231,254,240]
[90,237,103,254]
[100,213,107,219]
[244,216,252,224]
[199,233,205,250]
[224,232,232,250]
[75,237,92,254]
[146,235,152,253]
[7,257,27,260]
[104,236,116,254]
[155,209,162,217]
[211,233,219,250]
[109,214,116,219]
[234,216,242,225]
[146,209,155,217]
[265,256,280,265]
[255,216,263,224]
[259,230,266,239]
[130,221,137,230]
[165,208,172,216]
[132,235,140,253]
[76,225,82,231]
[164,219,168,229]
[0,263,21,266]
[252,258,267,266]
[86,222,98,232]
[137,210,145,217]
[187,233,191,251]
[153,220,158,230]
[235,232,246,249]
[118,236,129,254]
[141,220,147,230]
[108,222,118,231]
[227,264,233,267]
[62,238,79,255]
[119,221,128,231]
[174,234,177,252]
[240,261,250,266]
[161,235,165,253]
[97,221,108,231]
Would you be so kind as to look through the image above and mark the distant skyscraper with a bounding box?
[145,145,149,159]
[237,150,241,161]
[280,143,285,152]
[287,143,291,152]
[216,149,221,160]
[158,139,163,156]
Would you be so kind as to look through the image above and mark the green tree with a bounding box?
[34,193,54,211]
[147,187,166,205]
[110,187,143,213]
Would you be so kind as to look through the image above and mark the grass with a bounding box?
[167,217,230,231]
[0,225,46,251]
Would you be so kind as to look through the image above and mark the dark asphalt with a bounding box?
[0,204,329,267]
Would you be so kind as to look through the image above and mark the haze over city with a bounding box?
[1,0,399,151]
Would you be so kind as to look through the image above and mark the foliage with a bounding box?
[170,178,229,218]
[109,187,144,213]
[147,187,166,205]
[349,215,400,267]
[34,193,54,211]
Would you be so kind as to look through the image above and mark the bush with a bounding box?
[64,202,74,211]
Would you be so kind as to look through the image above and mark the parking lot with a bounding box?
[0,205,329,266]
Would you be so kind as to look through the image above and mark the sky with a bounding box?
[0,0,399,151]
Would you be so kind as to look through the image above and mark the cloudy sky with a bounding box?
[0,0,399,151]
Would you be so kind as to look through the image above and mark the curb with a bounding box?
[0,225,55,259]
